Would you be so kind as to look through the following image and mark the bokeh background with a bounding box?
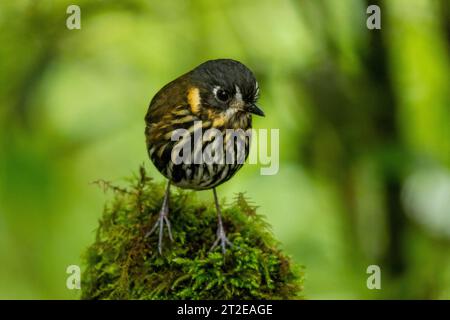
[0,0,449,299]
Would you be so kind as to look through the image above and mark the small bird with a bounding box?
[144,59,264,254]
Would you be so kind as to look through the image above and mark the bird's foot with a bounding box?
[145,207,173,254]
[209,224,233,254]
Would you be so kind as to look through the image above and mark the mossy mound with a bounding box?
[82,167,304,299]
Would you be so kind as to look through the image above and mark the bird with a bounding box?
[144,59,264,254]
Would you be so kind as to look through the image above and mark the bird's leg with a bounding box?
[210,188,233,254]
[145,181,173,254]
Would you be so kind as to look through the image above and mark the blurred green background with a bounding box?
[0,0,449,299]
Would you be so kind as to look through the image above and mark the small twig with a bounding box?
[91,179,132,195]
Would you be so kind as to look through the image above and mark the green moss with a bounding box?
[81,166,304,299]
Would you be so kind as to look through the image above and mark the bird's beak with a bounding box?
[247,104,265,117]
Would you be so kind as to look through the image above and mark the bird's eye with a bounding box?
[215,89,230,102]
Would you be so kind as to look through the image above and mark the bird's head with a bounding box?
[189,59,265,121]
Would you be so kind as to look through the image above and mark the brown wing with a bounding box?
[145,74,190,125]
[145,73,202,173]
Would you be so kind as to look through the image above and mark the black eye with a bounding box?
[215,89,230,102]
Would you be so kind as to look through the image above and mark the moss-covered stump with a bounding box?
[82,167,304,299]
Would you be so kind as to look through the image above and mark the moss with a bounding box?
[81,166,304,299]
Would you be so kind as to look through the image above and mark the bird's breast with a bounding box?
[148,121,251,190]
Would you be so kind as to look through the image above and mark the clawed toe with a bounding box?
[146,213,174,254]
[146,182,173,254]
[209,227,233,254]
[145,202,173,254]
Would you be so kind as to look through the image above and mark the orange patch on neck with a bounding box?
[187,87,201,114]
[212,115,226,127]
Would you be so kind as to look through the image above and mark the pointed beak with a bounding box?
[247,104,265,117]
